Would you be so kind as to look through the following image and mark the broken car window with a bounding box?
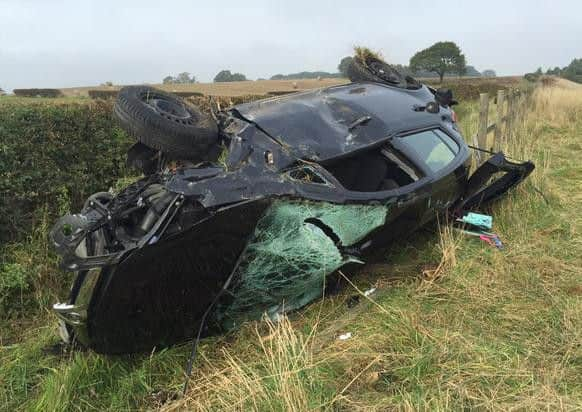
[323,146,422,192]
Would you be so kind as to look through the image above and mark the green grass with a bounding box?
[1,82,581,411]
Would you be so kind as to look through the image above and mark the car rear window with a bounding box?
[399,130,457,173]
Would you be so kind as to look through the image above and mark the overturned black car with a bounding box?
[51,58,534,354]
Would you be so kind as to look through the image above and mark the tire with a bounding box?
[114,86,218,161]
[347,57,407,88]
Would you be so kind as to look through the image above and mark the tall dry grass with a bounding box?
[165,316,330,411]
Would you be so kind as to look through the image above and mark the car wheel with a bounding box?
[114,86,219,161]
[347,57,406,87]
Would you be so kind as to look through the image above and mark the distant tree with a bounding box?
[163,73,196,84]
[269,71,341,80]
[463,65,480,77]
[410,41,466,83]
[176,72,195,84]
[214,70,247,82]
[546,67,562,75]
[338,56,354,77]
[392,64,413,76]
[535,67,543,75]
[482,69,496,77]
[0,87,5,96]
[231,72,247,81]
[562,58,582,83]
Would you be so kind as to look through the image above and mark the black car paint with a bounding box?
[50,81,533,353]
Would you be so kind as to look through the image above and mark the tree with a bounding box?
[163,73,196,84]
[214,70,247,82]
[176,72,195,84]
[535,67,543,75]
[464,65,480,77]
[409,41,466,83]
[269,71,341,80]
[0,87,5,96]
[338,56,353,77]
[482,69,497,77]
[562,58,582,83]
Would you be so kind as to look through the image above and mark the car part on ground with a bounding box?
[50,78,535,354]
[114,86,219,162]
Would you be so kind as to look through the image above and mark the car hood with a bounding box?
[233,82,442,161]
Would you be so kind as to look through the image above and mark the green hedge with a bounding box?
[87,89,119,99]
[87,89,206,100]
[0,99,133,243]
[13,89,63,98]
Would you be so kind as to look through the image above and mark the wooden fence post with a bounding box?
[477,93,489,159]
[505,89,514,141]
[494,90,505,150]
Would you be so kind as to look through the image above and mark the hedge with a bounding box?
[0,99,133,243]
[87,89,205,100]
[87,89,119,99]
[13,89,63,98]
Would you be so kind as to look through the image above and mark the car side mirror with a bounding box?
[435,88,457,107]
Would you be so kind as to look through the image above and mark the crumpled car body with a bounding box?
[50,81,534,353]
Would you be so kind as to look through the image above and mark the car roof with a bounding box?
[233,82,444,162]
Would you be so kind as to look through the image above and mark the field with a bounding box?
[59,78,347,97]
[1,79,581,411]
[59,76,521,98]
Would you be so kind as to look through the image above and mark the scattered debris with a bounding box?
[363,287,377,297]
[338,332,352,341]
[346,295,360,308]
[457,212,492,230]
[455,212,504,249]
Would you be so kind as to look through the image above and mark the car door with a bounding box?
[454,152,535,212]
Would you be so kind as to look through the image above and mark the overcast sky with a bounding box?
[0,0,580,91]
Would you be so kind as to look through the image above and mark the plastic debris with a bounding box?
[363,287,377,297]
[455,211,505,250]
[458,212,492,230]
[338,332,352,340]
[479,233,504,249]
[347,295,360,308]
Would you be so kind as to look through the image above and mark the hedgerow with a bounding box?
[0,99,133,243]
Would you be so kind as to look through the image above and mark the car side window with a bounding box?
[433,129,459,154]
[399,130,457,173]
[322,147,422,192]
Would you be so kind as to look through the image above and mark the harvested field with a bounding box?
[60,76,521,99]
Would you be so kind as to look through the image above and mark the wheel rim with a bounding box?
[368,61,402,84]
[141,92,196,123]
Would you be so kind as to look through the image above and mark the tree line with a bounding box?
[162,41,498,85]
[533,59,582,83]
